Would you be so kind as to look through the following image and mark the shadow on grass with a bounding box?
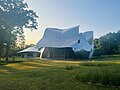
[0,60,24,65]
[0,64,21,75]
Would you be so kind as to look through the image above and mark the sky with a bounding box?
[24,0,120,44]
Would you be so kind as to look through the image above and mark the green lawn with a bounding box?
[0,55,120,90]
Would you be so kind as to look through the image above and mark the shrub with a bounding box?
[65,65,74,70]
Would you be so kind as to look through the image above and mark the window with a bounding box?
[78,39,80,43]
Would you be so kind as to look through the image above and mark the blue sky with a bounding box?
[25,0,120,44]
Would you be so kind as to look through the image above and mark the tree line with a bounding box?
[94,31,120,56]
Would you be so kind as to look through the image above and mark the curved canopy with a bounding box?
[18,25,94,58]
[36,26,93,52]
[17,46,40,53]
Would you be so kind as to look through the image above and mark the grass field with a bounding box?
[0,55,120,90]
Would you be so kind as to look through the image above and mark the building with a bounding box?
[18,25,93,59]
[36,25,94,59]
[17,46,40,58]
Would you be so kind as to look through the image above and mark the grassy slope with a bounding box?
[0,55,120,90]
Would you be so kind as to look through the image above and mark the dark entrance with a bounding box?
[42,47,75,59]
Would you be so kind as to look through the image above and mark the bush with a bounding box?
[65,65,74,70]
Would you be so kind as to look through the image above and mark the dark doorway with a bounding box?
[42,47,75,59]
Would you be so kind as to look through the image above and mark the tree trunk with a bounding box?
[5,44,9,63]
[0,44,3,63]
[0,49,2,63]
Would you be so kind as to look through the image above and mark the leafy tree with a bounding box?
[94,31,120,56]
[93,38,102,56]
[0,0,38,62]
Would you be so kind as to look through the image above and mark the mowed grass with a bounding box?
[0,55,120,90]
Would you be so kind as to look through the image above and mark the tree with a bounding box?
[94,31,120,56]
[0,0,38,62]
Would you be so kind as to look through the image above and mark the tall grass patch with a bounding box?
[75,62,120,87]
[80,61,114,66]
